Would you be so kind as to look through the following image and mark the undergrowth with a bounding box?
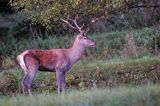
[1,26,160,61]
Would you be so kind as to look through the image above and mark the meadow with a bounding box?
[1,27,160,106]
[0,84,160,106]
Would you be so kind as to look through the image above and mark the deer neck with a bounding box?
[69,40,85,65]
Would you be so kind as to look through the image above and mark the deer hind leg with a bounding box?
[17,54,28,95]
[21,71,28,95]
[24,54,39,95]
[26,71,37,95]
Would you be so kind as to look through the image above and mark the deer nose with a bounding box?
[91,42,96,47]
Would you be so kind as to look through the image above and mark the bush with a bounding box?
[0,70,22,95]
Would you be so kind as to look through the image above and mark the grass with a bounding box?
[1,55,160,95]
[71,55,160,73]
[0,84,160,106]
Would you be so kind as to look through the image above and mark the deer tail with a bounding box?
[17,50,28,71]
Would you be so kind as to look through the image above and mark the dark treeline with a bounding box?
[0,0,160,36]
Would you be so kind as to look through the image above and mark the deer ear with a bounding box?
[83,32,87,36]
[81,31,86,36]
[78,32,84,39]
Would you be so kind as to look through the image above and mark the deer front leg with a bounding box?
[61,73,66,94]
[56,70,64,95]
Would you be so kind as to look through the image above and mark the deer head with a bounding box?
[61,16,96,47]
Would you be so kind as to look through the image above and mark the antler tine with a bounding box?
[80,23,84,29]
[62,15,84,32]
[73,19,84,32]
[61,18,77,29]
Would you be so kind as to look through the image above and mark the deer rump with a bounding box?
[23,49,70,72]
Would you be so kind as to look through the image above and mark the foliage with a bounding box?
[0,69,22,95]
[10,0,140,28]
[9,0,160,31]
[0,26,160,61]
[0,11,29,36]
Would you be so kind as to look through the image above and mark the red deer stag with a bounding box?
[17,17,96,95]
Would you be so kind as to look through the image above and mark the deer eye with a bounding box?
[83,37,87,40]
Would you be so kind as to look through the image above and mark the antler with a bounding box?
[61,16,84,33]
